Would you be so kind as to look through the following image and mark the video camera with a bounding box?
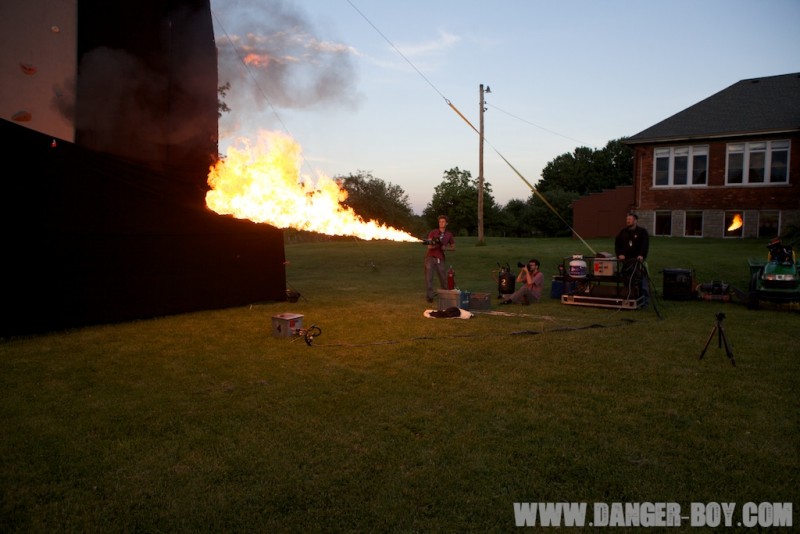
[517,261,533,272]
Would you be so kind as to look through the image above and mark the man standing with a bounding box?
[615,213,650,304]
[424,215,455,303]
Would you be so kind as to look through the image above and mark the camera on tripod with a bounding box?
[423,236,441,246]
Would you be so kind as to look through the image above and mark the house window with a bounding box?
[726,140,790,184]
[758,210,780,238]
[655,211,672,236]
[653,146,708,186]
[685,211,703,237]
[724,211,743,238]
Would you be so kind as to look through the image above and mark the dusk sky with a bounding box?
[210,0,800,213]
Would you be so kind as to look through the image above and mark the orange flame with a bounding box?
[727,213,743,232]
[243,53,270,67]
[206,131,419,242]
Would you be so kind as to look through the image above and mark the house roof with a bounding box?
[625,72,800,144]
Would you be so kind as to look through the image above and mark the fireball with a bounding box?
[206,131,418,242]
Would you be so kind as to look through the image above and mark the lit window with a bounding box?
[724,211,743,238]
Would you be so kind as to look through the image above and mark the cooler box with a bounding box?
[272,313,304,337]
[438,289,470,310]
[469,292,491,310]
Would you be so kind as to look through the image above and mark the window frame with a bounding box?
[654,211,672,236]
[758,210,780,239]
[684,211,703,237]
[653,146,709,187]
[724,211,744,239]
[725,140,790,185]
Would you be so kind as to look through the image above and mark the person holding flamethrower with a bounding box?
[423,215,455,303]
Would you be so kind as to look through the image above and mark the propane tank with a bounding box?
[497,263,515,296]
[447,265,455,290]
[568,255,587,278]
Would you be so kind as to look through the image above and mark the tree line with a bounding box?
[338,137,632,239]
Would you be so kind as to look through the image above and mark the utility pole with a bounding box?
[478,84,490,245]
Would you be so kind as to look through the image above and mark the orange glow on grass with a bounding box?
[206,131,418,242]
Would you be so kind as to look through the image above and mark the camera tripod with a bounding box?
[699,312,735,366]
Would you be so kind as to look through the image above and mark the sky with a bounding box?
[209,0,800,214]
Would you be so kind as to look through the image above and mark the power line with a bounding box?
[487,103,599,149]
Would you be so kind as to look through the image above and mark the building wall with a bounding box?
[631,134,800,238]
[571,186,634,238]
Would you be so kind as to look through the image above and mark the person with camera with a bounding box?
[499,259,543,305]
[424,215,455,303]
[615,212,650,305]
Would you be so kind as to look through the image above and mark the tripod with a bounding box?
[699,312,735,366]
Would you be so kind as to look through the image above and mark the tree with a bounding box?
[338,171,415,232]
[598,138,634,189]
[528,188,580,237]
[422,167,499,235]
[537,137,632,195]
[217,82,231,118]
[496,198,535,237]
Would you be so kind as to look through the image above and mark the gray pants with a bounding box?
[424,256,447,300]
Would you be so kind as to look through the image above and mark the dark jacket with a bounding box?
[615,225,649,260]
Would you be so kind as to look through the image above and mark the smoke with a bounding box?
[212,0,362,125]
[65,4,221,164]
[59,46,170,162]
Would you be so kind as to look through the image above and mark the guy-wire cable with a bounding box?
[345,0,596,256]
[344,0,450,105]
[486,103,598,149]
[445,101,596,255]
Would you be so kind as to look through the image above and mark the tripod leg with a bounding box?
[719,326,736,367]
[699,325,717,359]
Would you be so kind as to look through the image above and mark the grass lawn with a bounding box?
[1,236,798,531]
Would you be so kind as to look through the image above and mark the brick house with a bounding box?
[621,72,800,239]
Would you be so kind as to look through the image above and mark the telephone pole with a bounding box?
[478,83,490,245]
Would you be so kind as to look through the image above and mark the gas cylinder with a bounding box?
[497,263,515,296]
[568,255,587,278]
[447,265,455,290]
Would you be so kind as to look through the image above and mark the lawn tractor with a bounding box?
[746,237,800,309]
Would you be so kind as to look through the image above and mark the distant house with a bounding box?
[622,72,800,239]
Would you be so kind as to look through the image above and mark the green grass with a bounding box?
[1,237,798,532]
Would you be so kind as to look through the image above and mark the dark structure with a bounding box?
[2,0,286,337]
[570,186,634,239]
